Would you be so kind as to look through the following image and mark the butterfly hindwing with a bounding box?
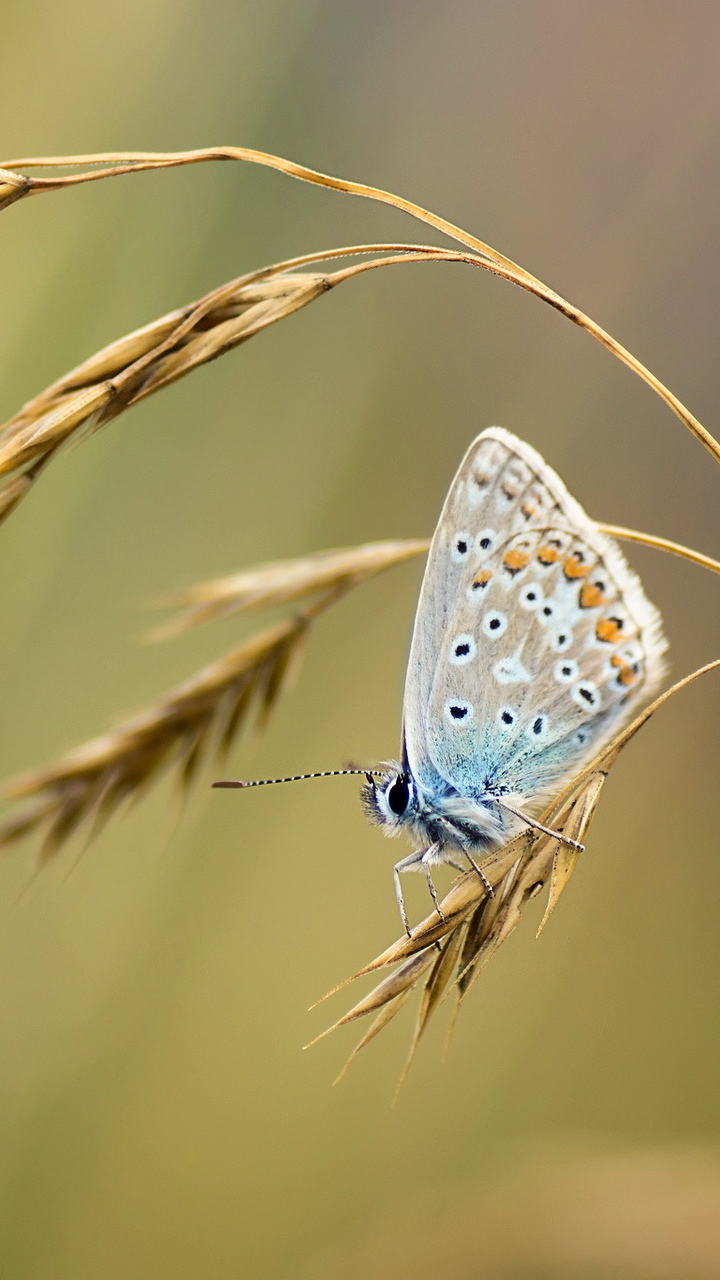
[403,428,666,807]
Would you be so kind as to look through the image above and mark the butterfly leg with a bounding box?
[495,798,584,853]
[437,819,495,897]
[461,850,495,897]
[393,844,442,936]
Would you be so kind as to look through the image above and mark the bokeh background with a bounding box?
[1,3,720,1277]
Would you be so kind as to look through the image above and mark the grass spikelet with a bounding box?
[3,147,718,467]
[313,660,720,1079]
[0,615,311,857]
[152,539,430,637]
[0,531,434,858]
[0,269,331,521]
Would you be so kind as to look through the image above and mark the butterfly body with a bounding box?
[363,428,667,927]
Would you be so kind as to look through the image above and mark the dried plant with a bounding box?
[0,610,316,856]
[151,538,429,637]
[310,660,720,1082]
[0,525,716,861]
[0,144,718,1074]
[0,248,465,524]
[2,146,717,469]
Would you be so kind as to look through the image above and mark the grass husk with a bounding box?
[0,144,717,1076]
[311,659,720,1080]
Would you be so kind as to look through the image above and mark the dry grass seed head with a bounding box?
[315,661,720,1079]
[0,616,310,857]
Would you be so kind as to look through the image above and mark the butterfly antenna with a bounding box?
[212,769,385,789]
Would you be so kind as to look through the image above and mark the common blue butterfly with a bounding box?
[216,428,667,935]
[361,428,667,932]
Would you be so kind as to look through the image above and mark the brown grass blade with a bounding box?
[394,925,469,1095]
[318,658,720,1076]
[151,524,720,642]
[0,535,428,859]
[151,539,430,637]
[535,771,607,937]
[333,991,417,1086]
[0,245,480,526]
[0,269,330,518]
[0,614,311,858]
[305,950,436,1048]
[2,146,717,464]
[599,524,720,577]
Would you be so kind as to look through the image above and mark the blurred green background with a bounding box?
[1,3,720,1277]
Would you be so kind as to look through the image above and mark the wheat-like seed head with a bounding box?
[0,542,426,858]
[151,539,429,637]
[0,615,310,857]
[0,146,718,1080]
[310,660,720,1083]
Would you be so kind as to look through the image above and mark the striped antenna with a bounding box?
[212,769,385,789]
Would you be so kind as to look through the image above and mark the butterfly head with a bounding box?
[361,763,417,835]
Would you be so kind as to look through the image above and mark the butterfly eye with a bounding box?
[386,776,411,817]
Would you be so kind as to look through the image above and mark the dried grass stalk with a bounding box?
[0,611,315,857]
[2,521,717,864]
[152,538,429,637]
[157,526,720,641]
[0,268,329,520]
[2,146,717,466]
[0,243,479,525]
[314,659,720,1078]
[0,533,431,856]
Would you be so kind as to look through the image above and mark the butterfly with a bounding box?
[360,427,667,932]
[215,428,667,935]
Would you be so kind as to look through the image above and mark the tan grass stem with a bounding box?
[312,658,720,1077]
[1,146,716,464]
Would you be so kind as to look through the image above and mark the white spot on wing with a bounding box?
[526,714,549,739]
[519,583,543,611]
[571,681,600,710]
[450,533,472,563]
[550,629,573,653]
[448,634,477,665]
[475,528,497,557]
[444,699,475,724]
[493,654,532,685]
[554,658,579,684]
[482,611,507,639]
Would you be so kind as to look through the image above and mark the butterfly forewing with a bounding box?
[403,428,667,808]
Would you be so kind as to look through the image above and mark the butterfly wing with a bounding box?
[402,428,667,808]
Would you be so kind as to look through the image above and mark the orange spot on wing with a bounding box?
[610,655,636,685]
[563,554,589,580]
[503,548,530,574]
[596,618,622,643]
[502,483,518,500]
[473,471,489,488]
[579,581,605,609]
[472,569,492,590]
[520,503,536,519]
[537,544,560,565]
